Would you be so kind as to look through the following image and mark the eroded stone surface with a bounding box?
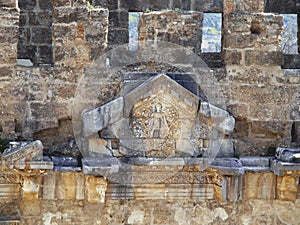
[82,74,235,159]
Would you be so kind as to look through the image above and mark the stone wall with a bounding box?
[0,0,109,151]
[17,0,53,66]
[222,0,300,156]
[0,0,300,224]
[0,1,298,157]
[1,164,300,224]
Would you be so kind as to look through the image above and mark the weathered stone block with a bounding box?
[94,0,118,10]
[85,176,107,203]
[38,0,52,10]
[109,10,128,29]
[245,50,282,66]
[0,43,17,64]
[193,0,223,12]
[250,121,289,139]
[35,11,52,27]
[108,28,129,45]
[53,23,77,41]
[233,0,264,12]
[88,138,112,156]
[32,27,52,44]
[30,102,58,121]
[42,173,56,200]
[75,173,85,200]
[18,0,36,10]
[2,140,44,164]
[53,0,71,7]
[0,0,17,7]
[239,85,289,105]
[249,103,287,121]
[53,6,77,23]
[223,50,242,65]
[20,200,40,216]
[55,172,77,199]
[173,0,191,10]
[224,175,241,201]
[227,67,274,85]
[22,176,41,200]
[243,172,276,200]
[0,26,19,44]
[277,176,299,201]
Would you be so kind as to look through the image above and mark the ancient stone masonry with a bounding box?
[17,0,53,66]
[1,0,300,224]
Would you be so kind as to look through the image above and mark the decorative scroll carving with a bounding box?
[190,123,211,156]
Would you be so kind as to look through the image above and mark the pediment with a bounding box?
[82,74,235,159]
[124,74,200,118]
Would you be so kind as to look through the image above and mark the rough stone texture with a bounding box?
[17,0,53,66]
[243,172,276,200]
[0,0,109,150]
[0,0,300,223]
[139,11,203,53]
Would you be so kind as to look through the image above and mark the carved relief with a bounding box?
[130,92,180,157]
[190,123,211,156]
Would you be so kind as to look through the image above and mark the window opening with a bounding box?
[282,14,298,54]
[201,13,222,53]
[128,12,142,52]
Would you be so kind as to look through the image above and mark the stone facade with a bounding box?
[0,0,300,224]
[1,163,300,224]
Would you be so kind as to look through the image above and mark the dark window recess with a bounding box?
[17,0,53,66]
[291,121,300,144]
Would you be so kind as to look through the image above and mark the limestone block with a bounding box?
[20,200,41,217]
[82,97,123,137]
[0,183,20,199]
[0,43,17,64]
[2,140,43,164]
[233,0,264,12]
[243,172,276,200]
[52,6,77,23]
[85,176,107,203]
[53,0,72,7]
[245,50,282,66]
[0,0,17,7]
[55,172,76,200]
[0,26,19,44]
[42,173,56,200]
[88,138,112,156]
[22,176,41,200]
[277,176,299,201]
[75,173,85,200]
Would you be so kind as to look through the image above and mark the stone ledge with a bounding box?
[271,159,300,176]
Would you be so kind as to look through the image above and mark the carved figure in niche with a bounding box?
[130,94,180,157]
[149,103,169,138]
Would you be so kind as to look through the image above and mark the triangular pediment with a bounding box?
[124,74,200,118]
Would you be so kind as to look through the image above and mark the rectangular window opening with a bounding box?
[128,12,142,52]
[282,14,298,55]
[201,13,222,53]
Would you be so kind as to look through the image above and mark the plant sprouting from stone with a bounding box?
[0,138,9,154]
[144,8,152,13]
[86,1,101,10]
